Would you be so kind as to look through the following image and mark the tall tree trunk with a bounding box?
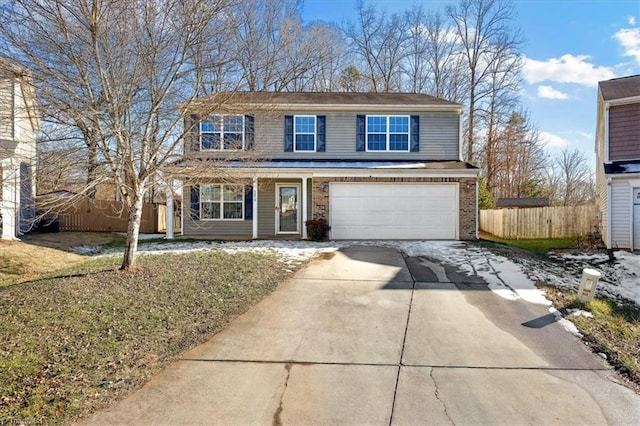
[120,193,145,270]
[87,137,98,199]
[466,91,475,162]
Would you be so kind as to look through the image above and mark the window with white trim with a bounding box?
[200,184,244,220]
[366,115,410,151]
[200,115,244,150]
[294,115,316,152]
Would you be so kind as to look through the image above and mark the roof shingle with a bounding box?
[599,75,640,101]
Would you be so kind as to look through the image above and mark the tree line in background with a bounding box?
[202,0,595,208]
[0,0,594,268]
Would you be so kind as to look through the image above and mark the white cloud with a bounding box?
[539,131,569,148]
[537,85,569,100]
[628,16,636,26]
[523,54,615,86]
[613,27,640,63]
[577,131,594,140]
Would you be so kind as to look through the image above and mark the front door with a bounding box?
[276,184,300,234]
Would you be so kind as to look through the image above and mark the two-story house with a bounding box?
[0,59,39,240]
[169,92,479,241]
[595,75,640,250]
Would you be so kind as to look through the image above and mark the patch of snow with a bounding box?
[116,233,166,240]
[550,307,583,337]
[568,309,594,318]
[72,245,104,255]
[73,237,640,307]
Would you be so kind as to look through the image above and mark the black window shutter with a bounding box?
[245,115,254,150]
[189,114,200,151]
[244,185,253,220]
[190,185,200,220]
[317,115,326,152]
[410,115,420,152]
[356,115,365,152]
[284,115,294,152]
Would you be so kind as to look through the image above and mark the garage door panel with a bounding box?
[329,183,458,240]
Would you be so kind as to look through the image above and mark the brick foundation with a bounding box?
[311,177,477,240]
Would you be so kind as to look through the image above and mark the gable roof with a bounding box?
[188,91,462,113]
[599,75,640,101]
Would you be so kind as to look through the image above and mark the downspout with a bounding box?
[458,110,464,161]
[476,179,479,239]
[607,177,612,249]
[604,102,610,163]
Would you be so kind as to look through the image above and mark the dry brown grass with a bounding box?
[0,232,125,286]
[1,250,295,424]
[0,240,84,286]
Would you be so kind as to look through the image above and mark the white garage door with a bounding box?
[330,183,458,240]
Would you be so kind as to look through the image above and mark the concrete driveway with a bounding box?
[85,246,640,425]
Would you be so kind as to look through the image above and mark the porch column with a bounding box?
[165,179,174,239]
[302,176,308,239]
[1,159,18,240]
[252,176,258,239]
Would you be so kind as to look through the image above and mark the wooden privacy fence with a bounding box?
[480,205,598,239]
[56,199,165,233]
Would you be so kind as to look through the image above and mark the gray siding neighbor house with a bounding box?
[595,75,640,249]
[169,92,479,241]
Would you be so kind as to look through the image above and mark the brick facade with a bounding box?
[311,177,477,240]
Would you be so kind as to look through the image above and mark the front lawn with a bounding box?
[0,249,295,424]
[542,286,640,388]
[479,233,577,256]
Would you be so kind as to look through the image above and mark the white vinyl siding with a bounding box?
[610,180,631,248]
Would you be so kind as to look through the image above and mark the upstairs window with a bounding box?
[200,184,244,220]
[200,115,245,150]
[366,115,410,152]
[284,115,325,153]
[294,115,316,152]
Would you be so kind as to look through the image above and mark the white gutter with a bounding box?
[205,167,481,179]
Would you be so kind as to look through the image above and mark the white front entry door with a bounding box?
[276,184,300,234]
[329,182,458,240]
[633,188,640,250]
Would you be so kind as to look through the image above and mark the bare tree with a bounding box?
[344,0,409,92]
[421,10,468,102]
[402,6,429,93]
[553,147,594,206]
[446,0,523,162]
[483,111,546,200]
[0,0,233,269]
[232,0,301,91]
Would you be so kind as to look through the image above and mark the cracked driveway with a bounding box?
[85,247,640,425]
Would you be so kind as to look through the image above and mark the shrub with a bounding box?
[305,219,331,241]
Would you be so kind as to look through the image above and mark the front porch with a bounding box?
[175,176,313,240]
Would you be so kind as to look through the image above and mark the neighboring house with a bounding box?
[0,59,39,240]
[595,74,640,250]
[169,92,479,240]
[495,197,550,208]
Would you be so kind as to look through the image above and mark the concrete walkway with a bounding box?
[84,247,640,425]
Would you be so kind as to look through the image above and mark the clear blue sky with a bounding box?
[301,0,640,165]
